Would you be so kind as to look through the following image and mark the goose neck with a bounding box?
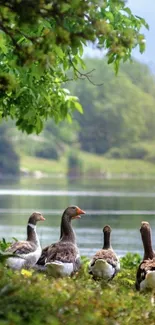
[27,223,40,246]
[60,214,76,243]
[103,231,111,249]
[142,229,154,260]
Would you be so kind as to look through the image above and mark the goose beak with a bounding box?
[72,207,86,219]
[77,208,85,215]
[40,215,46,221]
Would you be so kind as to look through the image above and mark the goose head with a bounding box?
[103,225,111,234]
[28,212,45,225]
[63,206,85,221]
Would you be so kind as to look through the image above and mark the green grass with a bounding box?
[20,151,155,177]
[80,152,155,175]
[0,253,154,325]
[20,155,67,174]
[139,140,155,153]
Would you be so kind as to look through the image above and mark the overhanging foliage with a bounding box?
[0,0,148,133]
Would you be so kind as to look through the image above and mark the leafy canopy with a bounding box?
[0,0,148,133]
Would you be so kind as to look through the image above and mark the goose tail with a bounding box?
[45,260,74,278]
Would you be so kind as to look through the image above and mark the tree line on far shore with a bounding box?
[1,57,155,175]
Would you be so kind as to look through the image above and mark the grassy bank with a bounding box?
[21,155,67,175]
[20,151,155,177]
[0,253,154,325]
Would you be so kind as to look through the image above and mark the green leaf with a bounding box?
[0,37,8,54]
[66,113,72,123]
[54,46,64,59]
[43,20,52,29]
[63,60,69,70]
[79,43,84,56]
[61,4,71,13]
[74,101,83,114]
[123,7,132,15]
[105,11,114,22]
[114,59,120,75]
[139,42,146,54]
[36,117,43,133]
[24,109,36,119]
[16,87,28,99]
[17,37,26,45]
[43,93,52,105]
[107,54,115,64]
[135,16,149,30]
[12,237,18,242]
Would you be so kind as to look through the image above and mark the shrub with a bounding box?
[0,135,19,175]
[127,145,149,159]
[35,143,60,160]
[105,147,124,159]
[0,253,155,325]
[105,145,149,160]
[1,249,155,325]
[120,253,141,269]
[0,238,11,251]
[67,151,83,176]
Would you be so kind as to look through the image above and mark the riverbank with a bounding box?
[20,151,155,178]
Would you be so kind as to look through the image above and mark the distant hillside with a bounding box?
[67,58,155,158]
[1,57,155,176]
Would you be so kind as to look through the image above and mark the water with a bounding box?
[1,177,155,258]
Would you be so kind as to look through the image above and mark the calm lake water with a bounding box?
[1,176,155,258]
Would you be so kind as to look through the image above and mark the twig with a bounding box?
[68,52,103,86]
[53,77,75,84]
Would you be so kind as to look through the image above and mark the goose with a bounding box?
[136,221,155,292]
[89,225,120,280]
[6,212,45,270]
[37,205,85,277]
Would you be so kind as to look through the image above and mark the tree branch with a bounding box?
[68,53,103,86]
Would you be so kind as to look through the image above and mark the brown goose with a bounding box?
[89,225,120,280]
[6,212,45,270]
[136,221,155,291]
[37,206,85,277]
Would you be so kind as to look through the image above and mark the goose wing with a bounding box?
[136,259,155,290]
[46,241,79,264]
[38,241,80,266]
[6,241,36,255]
[90,249,119,268]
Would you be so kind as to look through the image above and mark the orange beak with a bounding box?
[77,208,85,215]
[40,215,46,221]
[72,207,86,219]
